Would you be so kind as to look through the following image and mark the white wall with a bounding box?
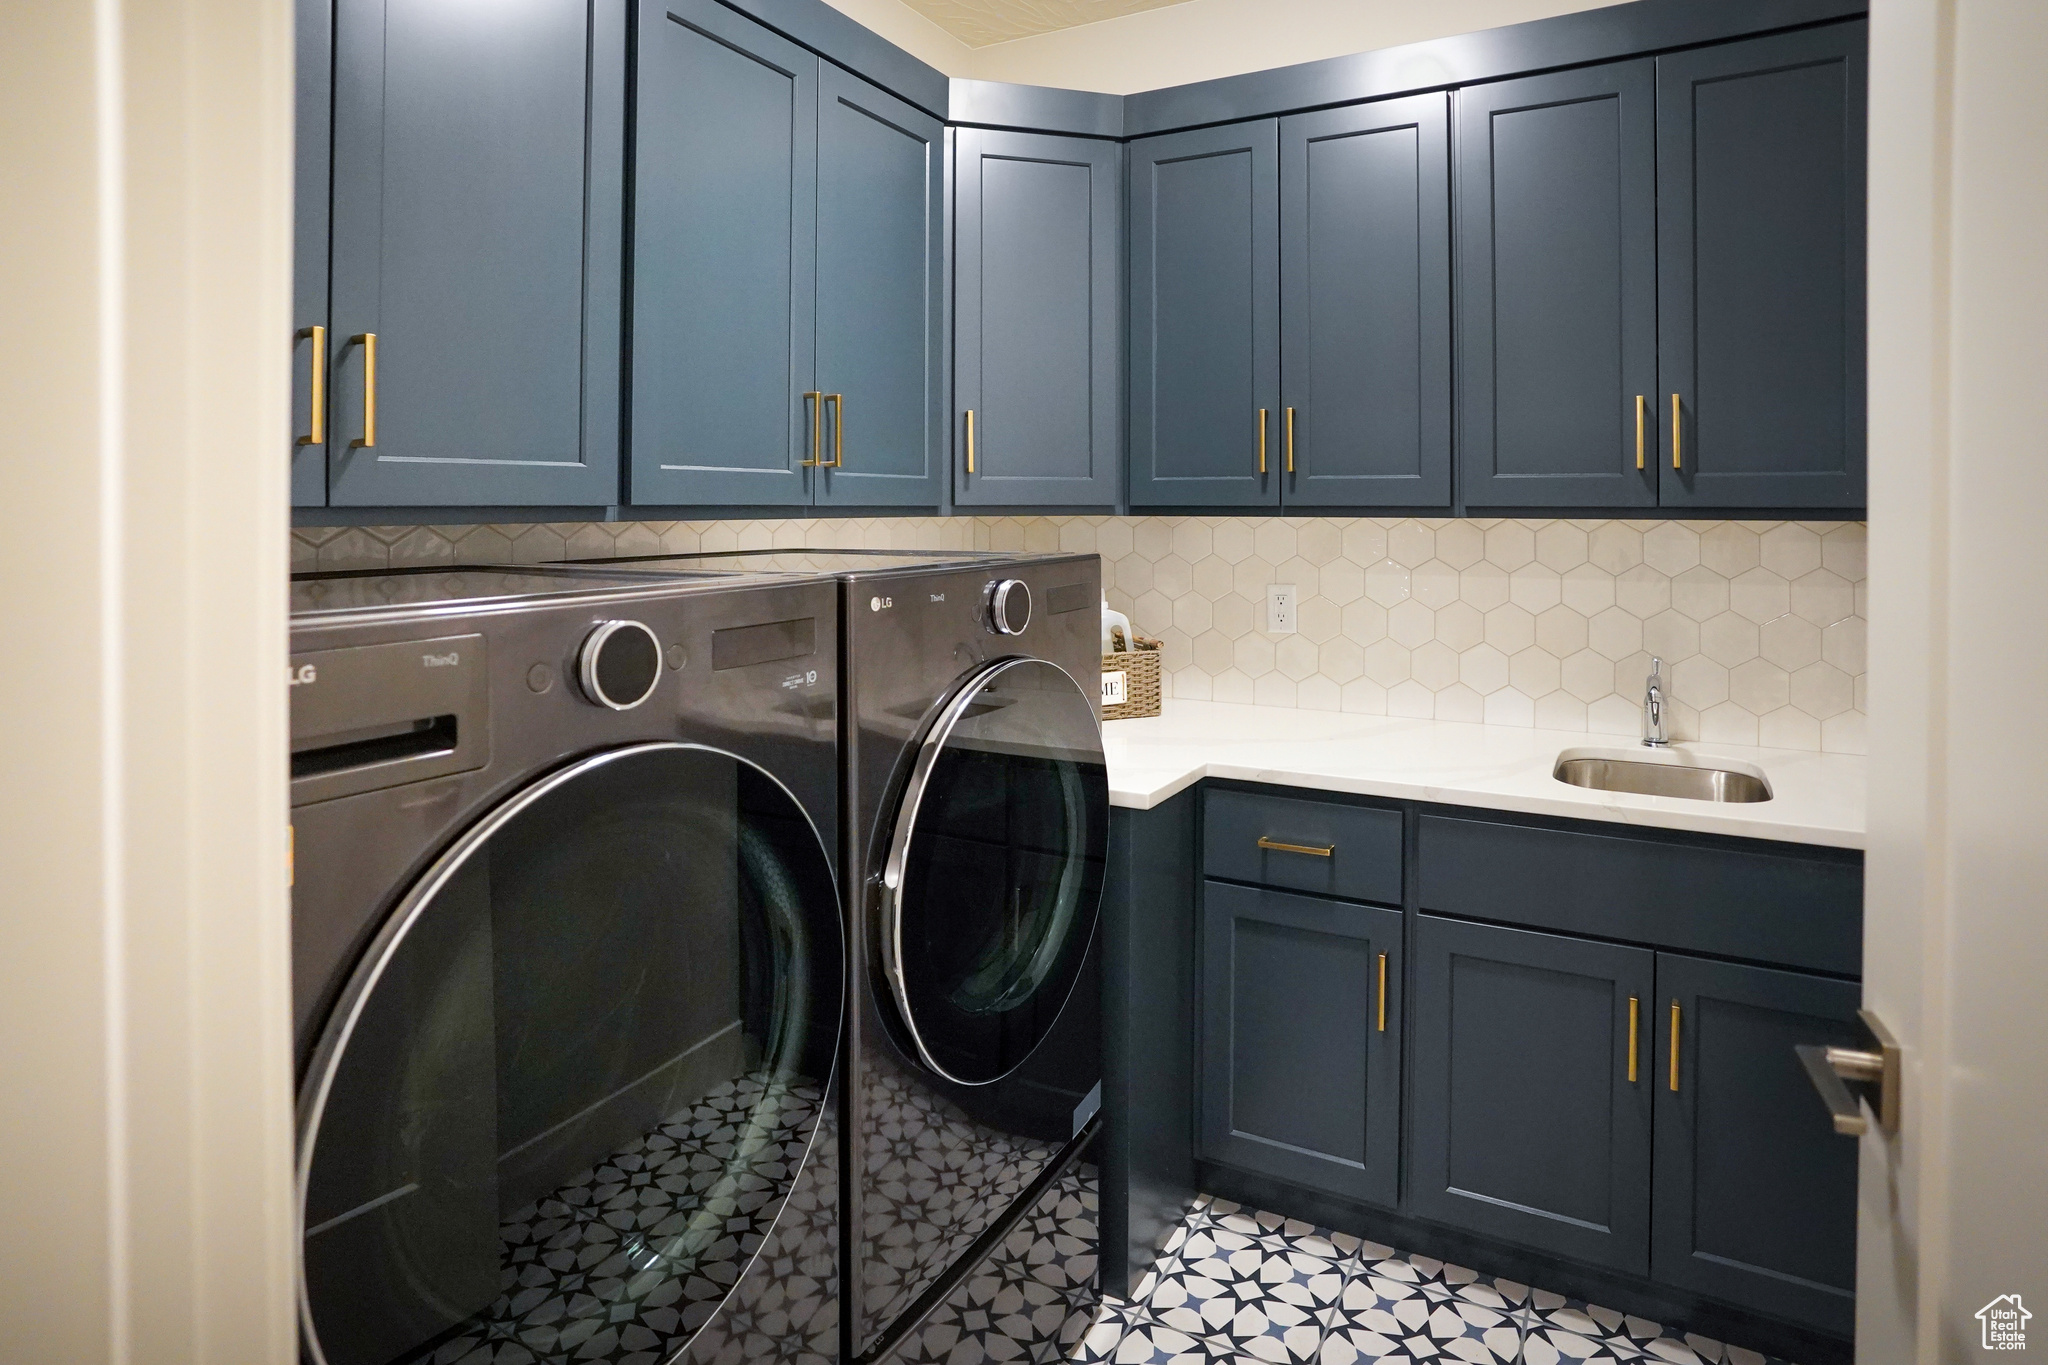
[826,0,1627,92]
[1862,0,2048,1356]
[0,1,297,1360]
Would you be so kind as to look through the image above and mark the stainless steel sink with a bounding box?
[1552,750,1773,803]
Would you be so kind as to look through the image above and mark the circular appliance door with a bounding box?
[296,743,842,1365]
[880,657,1109,1086]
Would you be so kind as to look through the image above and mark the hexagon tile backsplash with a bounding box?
[293,514,1866,753]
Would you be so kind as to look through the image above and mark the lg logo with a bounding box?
[870,595,893,612]
[288,664,317,687]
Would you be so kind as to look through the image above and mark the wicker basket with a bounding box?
[1100,636,1163,721]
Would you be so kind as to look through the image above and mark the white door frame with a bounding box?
[0,1,298,1360]
[1862,0,2048,1358]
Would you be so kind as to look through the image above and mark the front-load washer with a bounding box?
[289,566,845,1365]
[538,549,1110,1362]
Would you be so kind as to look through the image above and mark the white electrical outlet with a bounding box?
[1266,583,1298,634]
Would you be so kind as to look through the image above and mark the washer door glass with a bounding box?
[882,657,1108,1086]
[297,744,841,1365]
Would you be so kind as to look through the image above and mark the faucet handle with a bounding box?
[1647,656,1665,688]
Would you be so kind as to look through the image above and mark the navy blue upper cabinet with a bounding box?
[291,0,332,507]
[814,67,945,508]
[632,0,817,508]
[1653,953,1861,1336]
[1410,914,1655,1274]
[954,129,1122,508]
[327,0,623,508]
[1128,122,1281,508]
[1656,23,1868,510]
[631,4,941,509]
[1279,94,1451,509]
[1201,883,1403,1208]
[1455,63,1658,510]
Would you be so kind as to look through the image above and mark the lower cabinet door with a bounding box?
[1653,953,1861,1335]
[1410,915,1654,1273]
[1201,882,1401,1206]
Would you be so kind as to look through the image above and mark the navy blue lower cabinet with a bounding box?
[1200,882,1401,1207]
[1653,953,1861,1335]
[1127,120,1281,508]
[1409,915,1654,1273]
[953,128,1122,507]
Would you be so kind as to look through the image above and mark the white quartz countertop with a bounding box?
[1101,699,1865,849]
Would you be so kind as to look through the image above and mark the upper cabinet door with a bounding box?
[1651,953,1861,1337]
[954,129,1122,508]
[1456,63,1657,510]
[1657,23,1867,510]
[1279,94,1451,510]
[631,0,817,508]
[1128,121,1281,508]
[290,0,332,507]
[814,66,945,508]
[328,0,623,507]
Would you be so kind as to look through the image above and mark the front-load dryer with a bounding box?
[538,549,1110,1363]
[289,566,844,1365]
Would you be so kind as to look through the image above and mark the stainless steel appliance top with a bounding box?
[289,565,740,616]
[550,547,1079,578]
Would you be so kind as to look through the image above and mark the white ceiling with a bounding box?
[896,0,1199,47]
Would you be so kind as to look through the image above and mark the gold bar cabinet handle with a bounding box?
[1257,408,1268,474]
[1669,1000,1682,1091]
[1628,996,1639,1083]
[826,393,844,467]
[1285,406,1296,473]
[1634,395,1645,471]
[965,408,976,474]
[1671,393,1682,470]
[297,325,325,447]
[1256,835,1334,858]
[801,392,823,466]
[349,332,376,448]
[1377,953,1388,1032]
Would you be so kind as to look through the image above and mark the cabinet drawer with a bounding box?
[1204,788,1402,904]
[1417,814,1861,975]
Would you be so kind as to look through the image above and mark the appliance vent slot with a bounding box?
[292,715,459,780]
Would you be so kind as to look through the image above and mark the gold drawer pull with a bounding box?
[1634,394,1645,471]
[297,324,325,447]
[349,332,376,448]
[1628,996,1639,1083]
[825,392,844,467]
[1257,408,1268,474]
[1256,836,1333,857]
[1377,952,1388,1032]
[1670,1000,1682,1091]
[1671,393,1682,470]
[965,408,976,474]
[801,392,823,466]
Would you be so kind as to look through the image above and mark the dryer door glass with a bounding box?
[883,656,1109,1085]
[297,743,842,1365]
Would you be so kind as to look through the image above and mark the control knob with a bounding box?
[985,579,1031,636]
[578,620,663,710]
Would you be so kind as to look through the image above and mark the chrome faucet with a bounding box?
[1643,657,1670,747]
